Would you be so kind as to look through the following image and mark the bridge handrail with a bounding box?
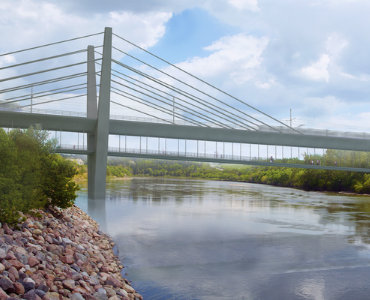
[2,107,369,141]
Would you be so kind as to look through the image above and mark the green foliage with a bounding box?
[104,155,370,194]
[0,126,79,225]
[41,155,80,209]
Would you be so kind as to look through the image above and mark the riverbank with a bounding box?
[0,206,143,300]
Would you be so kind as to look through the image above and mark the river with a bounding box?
[75,178,370,299]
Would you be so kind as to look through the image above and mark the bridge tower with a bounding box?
[87,27,112,199]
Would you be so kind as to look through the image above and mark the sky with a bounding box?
[1,0,370,156]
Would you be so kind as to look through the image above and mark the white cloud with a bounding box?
[255,79,274,89]
[325,33,348,58]
[301,54,330,82]
[0,0,171,56]
[173,34,269,83]
[228,0,260,12]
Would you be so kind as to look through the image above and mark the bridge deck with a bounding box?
[54,146,370,173]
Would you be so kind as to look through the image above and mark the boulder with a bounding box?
[34,289,46,298]
[0,287,8,300]
[0,264,5,274]
[93,292,108,300]
[23,289,42,300]
[0,249,6,260]
[71,293,85,300]
[28,257,40,267]
[104,287,116,298]
[14,282,25,295]
[0,277,14,292]
[61,279,75,291]
[44,292,59,300]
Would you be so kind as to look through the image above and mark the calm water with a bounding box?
[76,178,370,299]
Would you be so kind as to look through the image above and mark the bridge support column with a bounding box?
[87,27,112,200]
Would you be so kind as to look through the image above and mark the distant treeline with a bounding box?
[105,152,370,193]
[66,150,370,194]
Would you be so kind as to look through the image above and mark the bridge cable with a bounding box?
[3,83,87,102]
[0,49,88,71]
[0,32,103,57]
[3,85,96,105]
[21,94,87,107]
[111,100,174,125]
[0,72,88,94]
[112,33,302,135]
[111,92,205,127]
[109,66,255,130]
[111,87,208,128]
[0,59,102,83]
[109,77,235,129]
[111,53,279,133]
[111,61,258,130]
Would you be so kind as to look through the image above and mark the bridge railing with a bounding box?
[55,144,370,170]
[0,107,87,117]
[3,105,370,141]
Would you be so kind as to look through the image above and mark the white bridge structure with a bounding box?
[1,27,370,199]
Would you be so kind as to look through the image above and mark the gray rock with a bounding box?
[14,253,28,265]
[71,264,80,272]
[19,238,28,245]
[37,284,49,293]
[0,249,6,260]
[75,253,88,263]
[97,288,107,295]
[62,238,72,244]
[2,235,13,245]
[19,272,27,281]
[34,289,46,298]
[0,277,13,291]
[1,271,9,277]
[20,281,35,292]
[71,293,85,300]
[0,244,9,253]
[51,238,60,245]
[93,292,108,300]
[23,289,38,300]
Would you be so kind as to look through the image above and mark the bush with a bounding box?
[0,126,80,225]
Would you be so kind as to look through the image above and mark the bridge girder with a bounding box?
[2,110,370,152]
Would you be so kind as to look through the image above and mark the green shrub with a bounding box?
[0,126,80,225]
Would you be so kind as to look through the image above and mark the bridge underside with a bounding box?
[2,110,370,151]
[54,148,370,173]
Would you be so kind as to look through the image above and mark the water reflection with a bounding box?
[75,178,370,299]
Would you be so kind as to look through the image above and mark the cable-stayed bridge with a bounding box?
[1,27,370,199]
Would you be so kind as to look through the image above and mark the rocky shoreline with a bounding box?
[0,206,143,300]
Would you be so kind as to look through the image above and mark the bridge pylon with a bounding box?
[87,27,112,199]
